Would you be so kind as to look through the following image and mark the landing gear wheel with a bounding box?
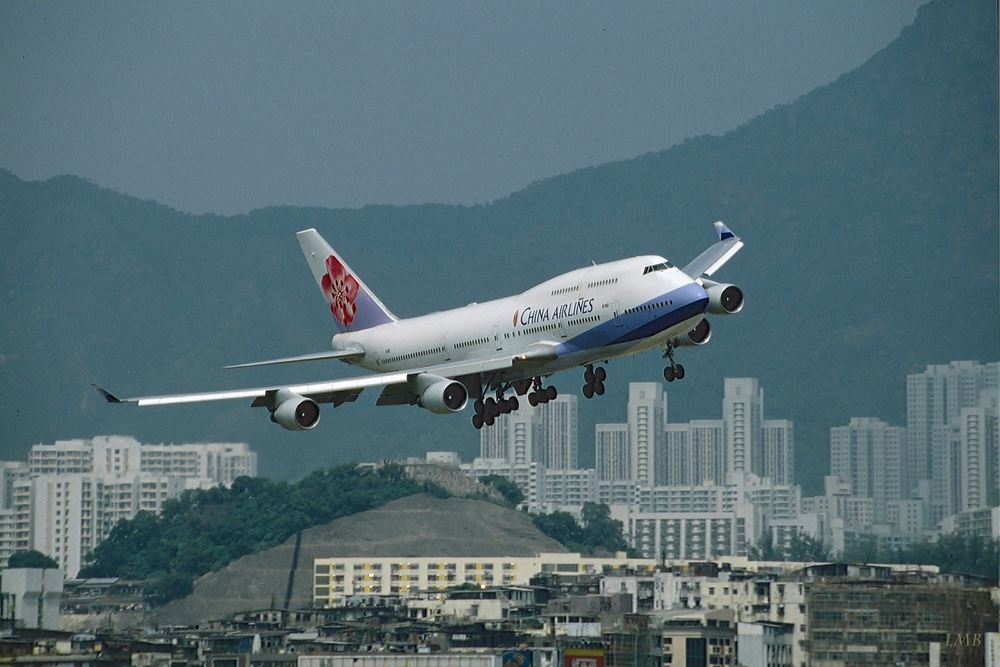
[584,366,595,384]
[485,397,497,415]
[474,398,485,416]
[594,380,605,395]
[675,364,685,380]
[595,366,606,382]
[583,384,595,399]
[507,396,519,412]
[472,413,484,429]
[484,412,495,427]
[528,392,539,407]
[546,386,558,401]
[500,399,512,414]
[663,366,675,382]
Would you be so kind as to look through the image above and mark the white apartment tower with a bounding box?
[628,383,667,486]
[723,379,763,476]
[830,417,906,525]
[534,394,578,470]
[959,403,999,513]
[595,423,629,482]
[29,436,257,486]
[907,361,998,523]
[14,473,185,577]
[664,420,727,486]
[479,395,577,470]
[761,420,794,485]
[10,436,256,576]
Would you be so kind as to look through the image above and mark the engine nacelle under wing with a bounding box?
[408,373,468,414]
[673,318,712,347]
[270,388,321,430]
[703,279,744,315]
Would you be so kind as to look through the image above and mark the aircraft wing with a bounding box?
[682,221,744,278]
[223,348,365,369]
[92,342,559,409]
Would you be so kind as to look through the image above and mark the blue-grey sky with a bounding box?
[2,1,924,216]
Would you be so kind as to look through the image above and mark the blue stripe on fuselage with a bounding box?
[557,282,708,354]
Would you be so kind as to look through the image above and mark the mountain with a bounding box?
[1,0,996,493]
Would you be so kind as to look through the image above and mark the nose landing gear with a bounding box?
[662,344,685,383]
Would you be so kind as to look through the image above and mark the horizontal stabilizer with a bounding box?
[224,348,364,369]
[682,221,744,278]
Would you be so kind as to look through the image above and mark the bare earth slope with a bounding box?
[147,494,566,626]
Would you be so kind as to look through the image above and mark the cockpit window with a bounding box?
[642,261,673,275]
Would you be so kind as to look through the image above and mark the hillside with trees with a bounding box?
[79,463,443,600]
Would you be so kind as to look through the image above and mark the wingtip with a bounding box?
[713,220,736,241]
[91,384,123,404]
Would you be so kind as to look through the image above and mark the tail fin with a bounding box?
[296,229,397,333]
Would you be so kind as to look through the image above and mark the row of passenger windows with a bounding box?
[588,278,618,288]
[379,345,445,366]
[550,285,579,296]
[455,337,488,349]
[625,300,673,315]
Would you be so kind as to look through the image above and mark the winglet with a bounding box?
[713,221,736,240]
[92,384,123,404]
[681,221,744,278]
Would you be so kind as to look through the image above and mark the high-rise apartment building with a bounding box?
[534,395,578,470]
[0,462,28,511]
[723,379,762,476]
[761,420,794,485]
[663,420,727,486]
[830,418,905,525]
[28,436,257,487]
[16,473,185,577]
[628,383,667,486]
[907,361,998,525]
[595,423,629,482]
[478,395,577,469]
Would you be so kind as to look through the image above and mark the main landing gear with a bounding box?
[527,377,557,407]
[472,377,554,429]
[582,364,606,399]
[662,344,685,383]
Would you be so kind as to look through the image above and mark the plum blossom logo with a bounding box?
[321,255,359,327]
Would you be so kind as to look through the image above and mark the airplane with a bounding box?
[95,222,744,431]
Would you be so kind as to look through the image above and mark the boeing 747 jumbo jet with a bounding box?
[95,222,744,431]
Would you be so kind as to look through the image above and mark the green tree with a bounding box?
[532,504,631,555]
[7,550,58,569]
[579,503,629,554]
[747,533,779,561]
[479,474,524,507]
[787,533,829,562]
[144,573,194,605]
[532,511,584,551]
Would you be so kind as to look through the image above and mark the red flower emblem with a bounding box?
[320,255,360,327]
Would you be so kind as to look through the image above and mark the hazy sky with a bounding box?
[2,1,925,216]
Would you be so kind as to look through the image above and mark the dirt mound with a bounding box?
[146,493,565,626]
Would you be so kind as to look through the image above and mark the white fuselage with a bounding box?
[331,255,710,386]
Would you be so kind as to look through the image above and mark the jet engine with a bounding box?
[410,374,468,414]
[270,388,320,430]
[673,318,712,347]
[703,279,744,315]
